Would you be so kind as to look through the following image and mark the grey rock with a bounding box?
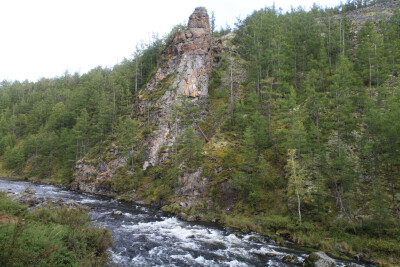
[187,214,204,222]
[353,253,366,262]
[345,263,363,267]
[282,254,297,264]
[253,251,278,258]
[112,210,123,215]
[304,252,336,267]
[177,212,187,220]
[235,232,243,238]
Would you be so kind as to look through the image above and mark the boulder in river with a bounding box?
[282,254,297,264]
[345,263,363,267]
[253,251,278,258]
[112,210,123,215]
[303,251,336,267]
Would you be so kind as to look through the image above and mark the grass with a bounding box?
[0,192,113,266]
[210,212,400,266]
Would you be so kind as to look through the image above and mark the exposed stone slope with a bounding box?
[73,7,221,200]
[335,1,400,33]
[139,6,213,170]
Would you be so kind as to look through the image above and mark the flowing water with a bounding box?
[0,178,368,267]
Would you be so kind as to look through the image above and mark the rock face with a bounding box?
[140,6,213,170]
[72,150,127,195]
[73,7,219,203]
[164,6,212,98]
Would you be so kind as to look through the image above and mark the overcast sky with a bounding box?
[0,0,343,82]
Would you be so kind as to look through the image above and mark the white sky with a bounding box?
[0,0,342,82]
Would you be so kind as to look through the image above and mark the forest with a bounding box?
[1,0,399,265]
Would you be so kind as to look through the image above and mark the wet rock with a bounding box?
[253,251,278,258]
[235,232,243,238]
[303,252,336,267]
[36,198,90,211]
[11,187,44,207]
[187,214,204,222]
[137,235,147,242]
[353,253,364,262]
[178,212,187,220]
[282,254,297,264]
[24,186,36,195]
[112,210,123,215]
[248,236,263,243]
[21,197,42,206]
[345,263,363,267]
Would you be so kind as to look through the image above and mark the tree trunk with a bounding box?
[230,51,234,126]
[297,191,302,224]
[315,100,320,148]
[369,51,372,99]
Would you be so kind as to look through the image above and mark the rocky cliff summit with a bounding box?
[157,6,212,98]
[73,7,221,193]
[139,7,215,169]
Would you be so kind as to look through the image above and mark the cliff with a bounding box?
[72,7,222,205]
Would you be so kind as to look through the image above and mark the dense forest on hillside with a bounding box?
[1,0,400,265]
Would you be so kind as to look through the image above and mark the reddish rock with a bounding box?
[73,8,218,204]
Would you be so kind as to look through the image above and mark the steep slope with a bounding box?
[72,7,221,204]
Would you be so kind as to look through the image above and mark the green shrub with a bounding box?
[0,194,113,266]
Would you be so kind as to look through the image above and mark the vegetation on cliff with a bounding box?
[1,1,400,265]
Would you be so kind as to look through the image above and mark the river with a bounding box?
[0,178,368,267]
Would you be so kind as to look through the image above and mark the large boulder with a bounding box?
[304,252,336,267]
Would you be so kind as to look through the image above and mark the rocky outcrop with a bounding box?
[333,1,400,33]
[175,170,209,201]
[73,7,219,204]
[163,6,212,98]
[72,147,127,195]
[139,6,213,170]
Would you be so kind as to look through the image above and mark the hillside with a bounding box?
[1,2,400,265]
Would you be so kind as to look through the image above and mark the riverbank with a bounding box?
[162,204,393,266]
[0,177,328,266]
[1,176,392,266]
[0,188,113,266]
[0,177,385,265]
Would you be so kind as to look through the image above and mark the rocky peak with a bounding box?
[160,7,212,98]
[188,7,210,32]
[136,7,215,169]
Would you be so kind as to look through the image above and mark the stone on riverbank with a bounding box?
[304,251,336,267]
